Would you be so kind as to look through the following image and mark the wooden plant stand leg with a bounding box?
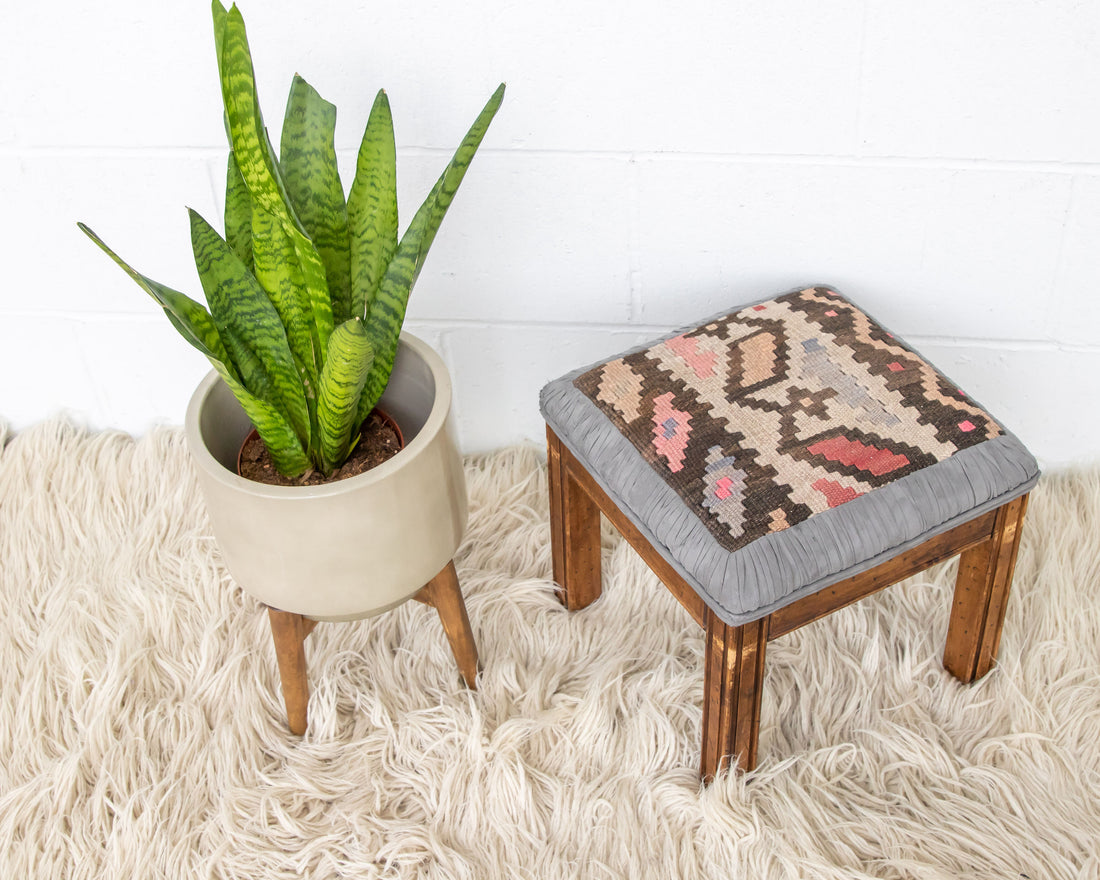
[267,562,477,735]
[701,610,769,781]
[547,427,603,610]
[417,560,480,689]
[943,494,1029,683]
[267,607,318,735]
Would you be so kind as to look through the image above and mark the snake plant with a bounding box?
[79,2,503,479]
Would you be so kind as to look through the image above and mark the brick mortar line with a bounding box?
[3,308,1097,350]
[6,144,1100,175]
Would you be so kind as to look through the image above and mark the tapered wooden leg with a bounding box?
[701,610,769,781]
[267,607,315,735]
[547,426,602,611]
[944,494,1029,683]
[419,561,479,689]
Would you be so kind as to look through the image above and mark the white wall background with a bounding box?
[3,0,1099,465]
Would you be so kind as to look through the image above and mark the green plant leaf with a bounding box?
[216,6,296,224]
[219,322,277,405]
[216,4,334,359]
[211,0,228,77]
[316,318,375,474]
[414,83,506,277]
[189,209,310,446]
[78,220,310,477]
[357,83,505,421]
[251,204,320,381]
[213,361,311,477]
[224,152,253,269]
[281,75,353,326]
[210,1,227,87]
[77,222,235,371]
[347,89,397,322]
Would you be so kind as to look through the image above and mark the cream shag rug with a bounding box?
[1,421,1098,879]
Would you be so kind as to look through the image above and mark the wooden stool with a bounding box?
[267,560,478,735]
[540,286,1038,782]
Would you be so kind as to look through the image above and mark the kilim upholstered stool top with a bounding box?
[540,286,1039,782]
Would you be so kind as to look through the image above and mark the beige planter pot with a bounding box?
[184,333,468,621]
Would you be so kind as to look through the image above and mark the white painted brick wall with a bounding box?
[2,0,1099,465]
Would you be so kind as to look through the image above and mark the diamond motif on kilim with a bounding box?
[701,445,749,537]
[665,334,719,379]
[572,287,1004,552]
[807,435,910,476]
[650,392,692,473]
[596,359,646,423]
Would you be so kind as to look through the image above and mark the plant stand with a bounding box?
[187,334,477,732]
[268,560,478,735]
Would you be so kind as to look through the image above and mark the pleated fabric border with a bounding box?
[539,288,1041,626]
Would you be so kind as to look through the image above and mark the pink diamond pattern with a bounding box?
[651,392,692,472]
[808,436,911,477]
[665,334,719,379]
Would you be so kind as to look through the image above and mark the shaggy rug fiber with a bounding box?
[1,421,1098,879]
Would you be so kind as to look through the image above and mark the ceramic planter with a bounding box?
[184,333,468,621]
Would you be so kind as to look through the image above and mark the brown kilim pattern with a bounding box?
[573,288,1003,552]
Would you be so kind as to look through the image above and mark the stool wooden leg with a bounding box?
[944,494,1029,683]
[419,560,479,689]
[701,610,769,781]
[268,608,316,735]
[547,426,602,610]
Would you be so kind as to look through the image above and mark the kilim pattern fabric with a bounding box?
[573,287,1003,553]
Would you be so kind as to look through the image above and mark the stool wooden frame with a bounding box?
[267,560,479,735]
[547,426,1028,782]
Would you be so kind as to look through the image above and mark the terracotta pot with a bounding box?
[184,333,468,621]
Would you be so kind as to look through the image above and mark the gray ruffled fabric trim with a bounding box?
[539,293,1040,627]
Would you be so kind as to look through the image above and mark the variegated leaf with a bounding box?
[212,361,311,477]
[77,222,235,371]
[316,318,375,474]
[224,152,253,269]
[216,4,334,359]
[281,75,353,326]
[347,89,397,321]
[189,209,310,447]
[357,83,505,421]
[219,323,277,405]
[415,83,505,278]
[251,204,320,380]
[79,220,309,478]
